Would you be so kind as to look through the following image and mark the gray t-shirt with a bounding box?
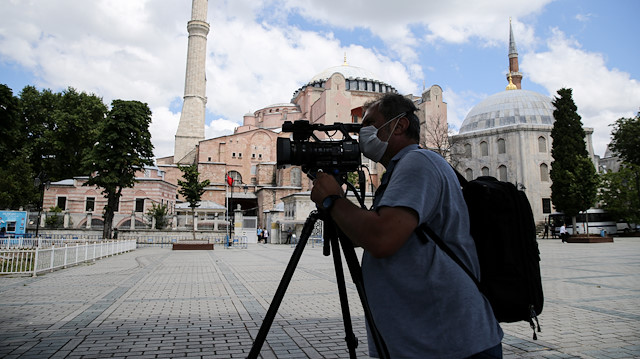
[363,144,503,358]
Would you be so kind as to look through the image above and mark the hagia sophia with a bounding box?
[42,0,595,241]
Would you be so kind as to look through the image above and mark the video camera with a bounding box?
[276,120,362,175]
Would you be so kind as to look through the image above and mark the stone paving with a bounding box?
[0,237,639,358]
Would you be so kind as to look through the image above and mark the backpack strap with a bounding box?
[416,224,481,290]
[380,148,479,288]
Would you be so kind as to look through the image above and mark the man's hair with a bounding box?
[363,93,420,141]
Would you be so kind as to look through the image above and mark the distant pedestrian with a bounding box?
[560,224,568,243]
[263,228,269,243]
[286,227,292,244]
[543,221,549,239]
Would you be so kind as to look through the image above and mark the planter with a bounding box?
[566,236,614,243]
[172,243,214,250]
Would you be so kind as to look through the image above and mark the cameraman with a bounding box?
[310,93,503,358]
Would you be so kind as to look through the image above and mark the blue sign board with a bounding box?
[0,211,28,237]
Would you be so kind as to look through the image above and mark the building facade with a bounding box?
[450,21,595,224]
[42,167,177,230]
[159,58,449,230]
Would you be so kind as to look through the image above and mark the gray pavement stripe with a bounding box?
[2,240,640,358]
[58,252,170,330]
[0,276,47,293]
[208,250,342,358]
[228,244,360,291]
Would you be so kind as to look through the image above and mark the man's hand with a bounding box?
[310,172,344,207]
[310,172,418,258]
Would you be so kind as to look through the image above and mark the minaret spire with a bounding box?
[174,0,209,163]
[506,18,522,90]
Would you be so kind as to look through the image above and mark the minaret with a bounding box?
[174,0,209,163]
[506,18,522,89]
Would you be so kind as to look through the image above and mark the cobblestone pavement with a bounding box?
[0,238,639,358]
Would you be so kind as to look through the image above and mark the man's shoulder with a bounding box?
[398,147,448,169]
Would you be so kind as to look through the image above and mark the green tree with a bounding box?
[599,165,640,228]
[605,115,640,227]
[147,203,169,230]
[550,88,598,234]
[177,164,210,240]
[609,113,640,167]
[0,84,38,209]
[84,100,154,239]
[20,86,107,183]
[45,206,64,228]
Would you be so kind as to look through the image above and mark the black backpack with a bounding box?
[418,174,543,340]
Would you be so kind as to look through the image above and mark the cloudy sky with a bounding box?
[1,0,638,159]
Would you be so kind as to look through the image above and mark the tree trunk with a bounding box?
[191,208,196,241]
[585,211,590,238]
[102,190,121,240]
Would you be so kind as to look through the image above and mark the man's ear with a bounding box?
[395,116,410,134]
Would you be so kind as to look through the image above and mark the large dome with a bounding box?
[309,64,379,83]
[293,63,397,98]
[459,90,554,133]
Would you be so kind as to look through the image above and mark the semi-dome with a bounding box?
[459,90,555,134]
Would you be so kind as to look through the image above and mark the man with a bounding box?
[560,224,568,243]
[311,93,503,358]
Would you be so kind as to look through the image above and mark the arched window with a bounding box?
[464,143,472,158]
[497,138,506,154]
[538,136,547,153]
[480,141,489,156]
[465,168,473,181]
[481,167,490,176]
[540,163,549,181]
[498,165,507,181]
[228,170,242,185]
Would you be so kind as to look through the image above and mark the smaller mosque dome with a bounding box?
[459,90,555,133]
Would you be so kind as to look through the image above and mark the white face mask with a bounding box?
[359,112,404,162]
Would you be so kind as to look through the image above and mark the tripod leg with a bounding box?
[338,234,391,359]
[328,228,359,358]
[247,212,319,359]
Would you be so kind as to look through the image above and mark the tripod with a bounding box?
[247,209,389,359]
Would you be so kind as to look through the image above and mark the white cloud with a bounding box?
[2,0,635,163]
[203,17,417,124]
[281,0,549,49]
[149,106,180,159]
[521,29,640,156]
[205,118,239,140]
[444,88,488,133]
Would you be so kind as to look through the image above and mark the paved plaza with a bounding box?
[0,237,639,358]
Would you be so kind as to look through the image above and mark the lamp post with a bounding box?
[229,178,234,238]
[33,172,50,238]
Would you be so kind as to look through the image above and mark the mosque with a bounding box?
[156,1,448,237]
[42,0,594,237]
[450,21,595,224]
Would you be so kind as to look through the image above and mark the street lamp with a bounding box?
[33,172,50,238]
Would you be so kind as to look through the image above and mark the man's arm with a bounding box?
[311,172,419,258]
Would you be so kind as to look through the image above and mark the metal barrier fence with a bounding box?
[289,236,324,248]
[0,233,103,240]
[0,238,96,249]
[0,240,136,276]
[225,236,248,249]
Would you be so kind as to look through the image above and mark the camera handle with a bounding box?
[247,209,389,359]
